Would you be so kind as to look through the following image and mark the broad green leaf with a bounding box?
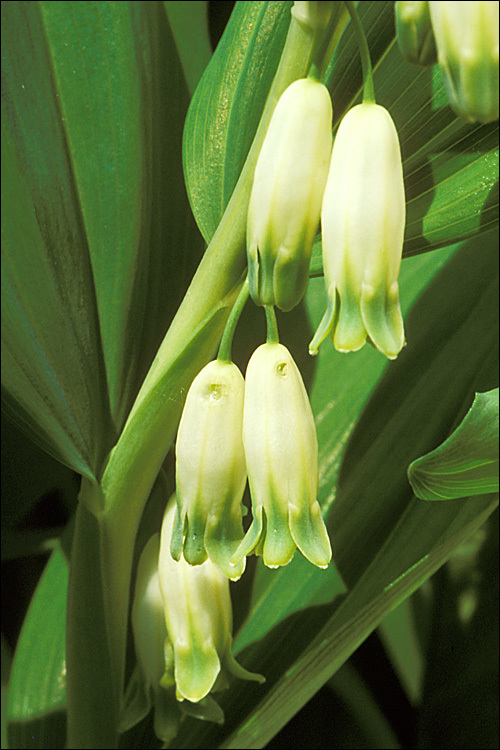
[183,1,292,243]
[164,1,212,96]
[2,1,203,471]
[7,546,68,750]
[37,1,203,429]
[408,388,499,500]
[1,1,113,479]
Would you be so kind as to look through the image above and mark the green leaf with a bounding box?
[164,1,212,96]
[2,1,204,470]
[37,1,202,429]
[7,546,68,750]
[183,1,293,243]
[378,597,425,705]
[408,389,499,500]
[1,0,113,478]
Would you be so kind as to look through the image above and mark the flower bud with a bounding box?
[291,1,336,29]
[159,498,264,703]
[123,533,178,743]
[172,360,247,580]
[310,103,406,360]
[395,1,438,66]
[429,1,499,123]
[232,343,332,569]
[247,78,333,311]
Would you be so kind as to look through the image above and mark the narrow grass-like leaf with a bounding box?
[378,598,425,705]
[408,389,499,500]
[7,546,68,750]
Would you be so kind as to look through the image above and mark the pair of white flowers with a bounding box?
[247,76,406,361]
[173,344,332,580]
[123,500,264,742]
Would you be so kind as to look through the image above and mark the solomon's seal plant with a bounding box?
[2,1,498,748]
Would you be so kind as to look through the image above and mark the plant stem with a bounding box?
[345,1,376,103]
[265,306,280,344]
[77,9,329,742]
[218,278,250,363]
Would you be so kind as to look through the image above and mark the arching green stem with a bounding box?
[345,1,376,103]
[218,278,250,363]
[265,306,280,344]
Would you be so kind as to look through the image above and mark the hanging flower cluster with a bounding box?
[121,500,263,742]
[173,343,332,575]
[125,0,499,742]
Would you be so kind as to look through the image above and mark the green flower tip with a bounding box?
[395,1,438,67]
[429,1,499,123]
[159,499,264,703]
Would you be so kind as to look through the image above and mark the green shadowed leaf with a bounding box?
[7,546,68,750]
[2,1,203,471]
[164,1,212,96]
[408,388,499,500]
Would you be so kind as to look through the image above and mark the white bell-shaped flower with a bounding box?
[310,102,406,360]
[247,77,333,311]
[232,343,332,569]
[429,1,499,123]
[159,498,264,703]
[172,359,247,580]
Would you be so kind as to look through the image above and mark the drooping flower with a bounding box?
[159,498,264,703]
[120,533,178,744]
[247,77,333,311]
[429,1,499,124]
[395,1,437,67]
[310,102,406,360]
[232,343,332,569]
[172,359,247,580]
